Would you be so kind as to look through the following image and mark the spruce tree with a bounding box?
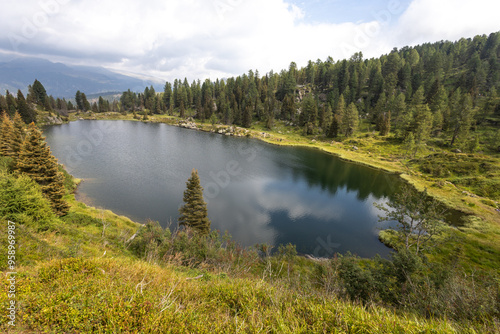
[178,169,211,235]
[5,91,17,116]
[82,93,91,112]
[16,90,37,124]
[377,111,391,136]
[32,79,48,107]
[329,94,345,138]
[449,93,475,147]
[410,104,433,155]
[75,91,83,111]
[342,103,359,137]
[0,112,14,157]
[0,95,8,114]
[10,112,25,159]
[16,122,69,216]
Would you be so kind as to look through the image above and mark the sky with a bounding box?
[0,0,499,83]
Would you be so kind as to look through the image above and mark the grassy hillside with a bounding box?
[1,257,468,333]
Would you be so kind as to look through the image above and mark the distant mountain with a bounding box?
[0,57,165,98]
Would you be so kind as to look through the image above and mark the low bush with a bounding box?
[0,171,56,231]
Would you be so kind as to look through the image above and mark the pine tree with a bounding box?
[16,122,69,216]
[32,79,48,107]
[178,169,211,235]
[328,114,340,138]
[342,103,359,137]
[0,112,14,157]
[75,91,83,111]
[404,132,416,158]
[410,104,433,155]
[0,95,8,114]
[299,95,317,134]
[11,112,25,159]
[328,94,345,138]
[16,90,37,124]
[377,111,391,136]
[5,91,17,116]
[98,96,106,113]
[449,92,475,147]
[242,104,252,128]
[82,93,91,112]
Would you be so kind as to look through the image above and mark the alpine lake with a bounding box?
[44,120,445,258]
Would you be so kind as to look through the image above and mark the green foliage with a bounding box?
[338,253,375,302]
[413,153,500,199]
[0,112,15,157]
[16,89,37,123]
[3,256,478,334]
[178,169,211,235]
[61,212,103,227]
[375,186,445,255]
[128,220,169,259]
[0,155,14,172]
[32,79,48,107]
[0,170,56,230]
[16,122,69,215]
[341,102,359,137]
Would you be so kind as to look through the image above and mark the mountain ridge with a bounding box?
[0,57,164,98]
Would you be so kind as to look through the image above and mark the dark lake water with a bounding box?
[44,120,406,258]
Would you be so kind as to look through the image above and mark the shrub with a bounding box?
[61,212,103,227]
[338,253,375,303]
[0,171,56,230]
[0,156,14,172]
[128,220,170,260]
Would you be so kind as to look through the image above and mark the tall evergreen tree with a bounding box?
[410,104,433,155]
[0,112,14,157]
[449,93,475,147]
[16,90,37,124]
[342,102,359,137]
[299,95,318,134]
[75,91,83,111]
[242,104,252,128]
[98,96,106,113]
[16,122,69,216]
[178,169,211,235]
[377,111,391,136]
[10,112,25,159]
[32,79,48,107]
[0,95,8,114]
[81,93,91,112]
[5,91,17,116]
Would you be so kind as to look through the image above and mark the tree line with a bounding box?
[118,32,499,152]
[1,32,498,154]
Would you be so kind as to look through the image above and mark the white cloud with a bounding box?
[394,0,500,46]
[0,0,499,82]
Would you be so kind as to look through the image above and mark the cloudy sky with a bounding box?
[0,0,499,82]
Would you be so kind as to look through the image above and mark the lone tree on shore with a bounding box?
[374,186,445,255]
[16,122,69,216]
[178,169,211,235]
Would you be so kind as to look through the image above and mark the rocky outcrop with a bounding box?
[178,119,198,130]
[44,115,64,125]
[215,126,249,137]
